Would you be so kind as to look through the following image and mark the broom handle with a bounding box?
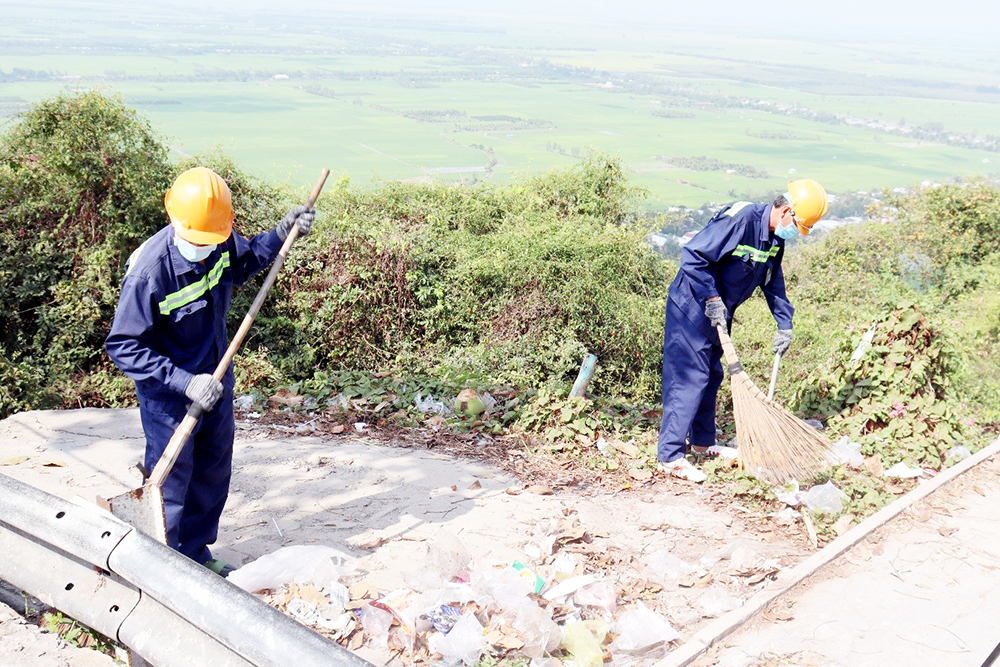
[716,325,741,368]
[767,353,781,401]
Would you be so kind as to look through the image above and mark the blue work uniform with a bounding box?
[658,202,793,463]
[106,224,283,563]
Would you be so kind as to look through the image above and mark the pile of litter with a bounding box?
[228,525,783,666]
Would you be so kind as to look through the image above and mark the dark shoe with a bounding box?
[204,558,236,578]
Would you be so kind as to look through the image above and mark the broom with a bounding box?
[716,324,832,483]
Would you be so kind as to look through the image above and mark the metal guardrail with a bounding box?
[0,472,374,667]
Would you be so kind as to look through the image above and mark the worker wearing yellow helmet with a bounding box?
[106,167,314,576]
[656,179,828,482]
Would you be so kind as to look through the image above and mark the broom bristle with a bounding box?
[731,371,831,483]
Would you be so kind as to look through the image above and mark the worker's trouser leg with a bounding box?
[657,301,724,463]
[138,388,234,564]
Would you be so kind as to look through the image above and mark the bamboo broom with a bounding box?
[716,324,832,483]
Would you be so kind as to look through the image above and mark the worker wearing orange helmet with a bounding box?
[657,179,828,483]
[106,167,314,575]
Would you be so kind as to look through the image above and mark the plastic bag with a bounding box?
[573,580,617,613]
[407,530,471,590]
[429,612,487,665]
[359,604,394,649]
[509,601,562,658]
[561,620,606,667]
[612,601,679,651]
[227,545,357,593]
[946,445,972,462]
[884,462,925,478]
[643,548,694,586]
[696,587,740,618]
[415,393,451,415]
[774,480,806,507]
[827,436,864,468]
[802,481,844,514]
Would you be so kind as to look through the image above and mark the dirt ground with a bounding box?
[0,408,815,665]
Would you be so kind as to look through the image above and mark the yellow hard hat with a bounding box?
[164,167,234,245]
[785,179,828,235]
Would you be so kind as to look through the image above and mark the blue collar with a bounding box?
[760,204,774,244]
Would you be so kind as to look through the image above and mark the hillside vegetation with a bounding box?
[2,92,1000,524]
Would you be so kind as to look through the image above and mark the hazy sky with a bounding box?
[169,0,1000,45]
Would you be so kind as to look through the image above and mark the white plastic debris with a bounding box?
[643,548,695,586]
[415,393,452,415]
[801,481,844,514]
[480,391,497,414]
[234,394,255,411]
[612,601,679,651]
[573,580,617,613]
[429,612,488,665]
[850,324,878,362]
[227,545,357,593]
[775,480,806,507]
[543,574,600,601]
[595,436,610,454]
[696,586,741,618]
[827,436,864,468]
[884,462,926,478]
[353,422,368,432]
[946,445,972,461]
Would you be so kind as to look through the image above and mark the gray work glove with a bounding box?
[184,374,223,412]
[772,329,793,356]
[276,205,316,241]
[705,299,728,328]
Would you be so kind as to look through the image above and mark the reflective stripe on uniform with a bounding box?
[732,244,779,263]
[157,252,231,315]
[723,202,753,217]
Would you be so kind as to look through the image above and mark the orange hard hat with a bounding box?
[164,167,234,245]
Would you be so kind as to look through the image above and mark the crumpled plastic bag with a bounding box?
[801,481,844,514]
[774,480,806,507]
[573,580,617,613]
[428,612,488,665]
[415,393,451,415]
[827,436,864,468]
[884,462,926,478]
[227,545,357,593]
[643,548,694,586]
[611,602,679,652]
[946,445,972,462]
[696,586,741,618]
[561,620,607,667]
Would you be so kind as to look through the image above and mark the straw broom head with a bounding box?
[717,326,831,483]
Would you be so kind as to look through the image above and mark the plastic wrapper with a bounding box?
[561,620,606,667]
[643,548,694,586]
[802,481,844,514]
[407,530,471,590]
[359,604,394,649]
[415,393,451,414]
[573,580,617,613]
[827,436,864,468]
[429,612,488,665]
[612,602,679,651]
[227,545,357,593]
[696,587,741,618]
[884,462,925,478]
[946,445,972,461]
[423,605,462,633]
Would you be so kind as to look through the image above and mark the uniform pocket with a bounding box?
[171,299,208,323]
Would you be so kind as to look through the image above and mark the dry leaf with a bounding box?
[41,460,67,468]
[628,468,652,482]
[269,389,304,407]
[505,486,522,496]
[1,456,29,466]
[468,480,482,490]
[358,536,383,549]
[330,424,346,434]
[938,526,958,537]
[773,609,794,622]
[426,415,445,427]
[349,582,379,600]
[801,510,818,549]
[864,455,884,478]
[872,543,885,556]
[833,514,855,536]
[526,485,554,496]
[611,441,640,458]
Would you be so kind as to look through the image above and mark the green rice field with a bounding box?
[3,1,1000,208]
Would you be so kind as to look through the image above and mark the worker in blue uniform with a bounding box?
[106,167,314,574]
[658,179,829,482]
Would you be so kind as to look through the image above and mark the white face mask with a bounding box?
[174,235,217,263]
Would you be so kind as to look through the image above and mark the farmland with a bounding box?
[3,1,1000,208]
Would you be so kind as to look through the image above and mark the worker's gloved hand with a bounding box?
[772,329,793,356]
[276,205,316,241]
[705,299,728,328]
[184,374,224,412]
